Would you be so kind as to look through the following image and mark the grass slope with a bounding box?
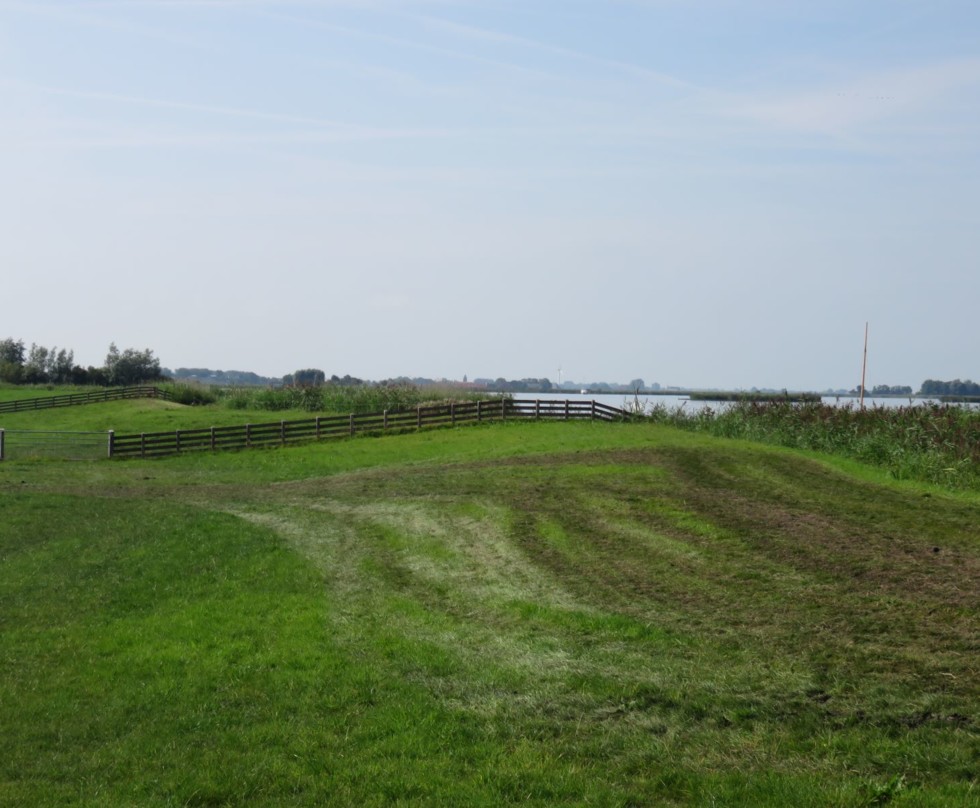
[0,395,317,434]
[0,384,103,403]
[1,420,977,806]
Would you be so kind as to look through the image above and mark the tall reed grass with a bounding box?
[220,382,491,414]
[639,400,980,490]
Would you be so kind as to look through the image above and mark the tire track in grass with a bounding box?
[206,441,978,787]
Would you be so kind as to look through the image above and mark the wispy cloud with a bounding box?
[726,58,980,136]
[0,0,209,48]
[2,79,460,144]
[417,15,699,91]
[253,8,563,81]
[0,1,429,8]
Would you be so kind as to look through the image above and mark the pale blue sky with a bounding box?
[2,1,978,389]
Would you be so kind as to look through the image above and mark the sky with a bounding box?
[1,1,978,390]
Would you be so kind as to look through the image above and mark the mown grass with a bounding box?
[1,409,978,806]
[0,383,107,403]
[0,396,317,434]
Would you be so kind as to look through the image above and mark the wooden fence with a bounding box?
[109,398,629,459]
[0,386,172,414]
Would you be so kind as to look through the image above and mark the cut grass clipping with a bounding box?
[0,420,977,806]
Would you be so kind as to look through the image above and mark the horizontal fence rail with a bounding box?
[109,398,629,460]
[0,386,172,414]
[0,429,110,461]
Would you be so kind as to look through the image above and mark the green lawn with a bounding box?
[1,410,977,806]
[0,394,317,433]
[0,383,104,403]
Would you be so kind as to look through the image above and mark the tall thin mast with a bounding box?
[860,322,869,409]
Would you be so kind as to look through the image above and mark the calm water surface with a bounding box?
[524,392,972,413]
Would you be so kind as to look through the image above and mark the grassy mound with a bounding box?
[1,422,977,805]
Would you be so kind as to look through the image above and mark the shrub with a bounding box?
[161,383,217,406]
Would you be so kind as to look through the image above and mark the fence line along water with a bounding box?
[108,398,628,459]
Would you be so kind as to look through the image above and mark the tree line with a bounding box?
[165,368,283,387]
[0,338,163,386]
[850,381,975,397]
[3,339,976,398]
[870,385,914,396]
[919,379,980,397]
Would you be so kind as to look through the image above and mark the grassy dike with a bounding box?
[1,408,978,806]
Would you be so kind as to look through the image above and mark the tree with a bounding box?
[0,361,22,383]
[330,374,363,386]
[918,378,980,397]
[81,365,108,386]
[291,368,326,387]
[872,384,913,396]
[0,337,25,382]
[104,343,163,386]
[0,338,25,366]
[48,348,74,384]
[23,343,50,384]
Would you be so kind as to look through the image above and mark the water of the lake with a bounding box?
[521,392,974,413]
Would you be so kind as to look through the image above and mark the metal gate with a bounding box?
[0,429,110,461]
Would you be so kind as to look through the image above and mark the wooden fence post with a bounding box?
[417,406,422,430]
[140,433,146,459]
[175,430,181,453]
[451,402,456,426]
[535,399,540,419]
[210,427,216,451]
[591,400,596,421]
[477,401,482,423]
[383,410,388,431]
[315,416,321,440]
[246,424,252,448]
[0,429,5,461]
[349,414,355,436]
[281,420,287,445]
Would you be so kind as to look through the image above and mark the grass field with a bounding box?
[0,395,318,433]
[1,399,977,806]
